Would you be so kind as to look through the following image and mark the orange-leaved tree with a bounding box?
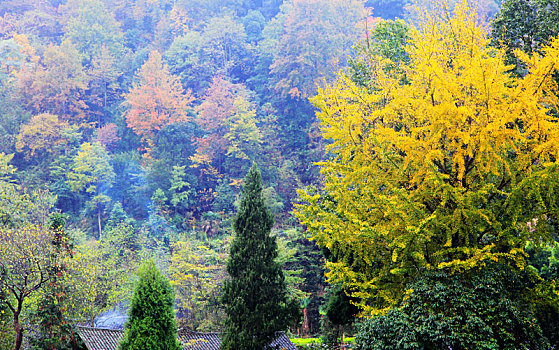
[124,51,192,156]
[295,1,559,315]
[15,40,89,122]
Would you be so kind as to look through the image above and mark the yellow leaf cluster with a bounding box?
[15,113,69,159]
[296,1,559,315]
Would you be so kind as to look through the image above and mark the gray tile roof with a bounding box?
[76,326,297,350]
[76,326,122,350]
[179,330,221,349]
[268,333,299,350]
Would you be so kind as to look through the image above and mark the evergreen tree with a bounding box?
[118,260,180,350]
[354,265,553,349]
[324,286,359,347]
[221,165,298,350]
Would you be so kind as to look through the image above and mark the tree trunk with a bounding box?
[302,307,309,337]
[13,312,23,350]
[103,82,108,124]
[98,204,102,240]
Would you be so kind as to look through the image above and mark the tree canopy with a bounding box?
[124,50,192,155]
[296,1,559,315]
[118,260,181,350]
[355,265,554,349]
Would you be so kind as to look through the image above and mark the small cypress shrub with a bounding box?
[118,260,181,350]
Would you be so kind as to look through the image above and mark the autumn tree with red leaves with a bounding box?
[124,51,192,155]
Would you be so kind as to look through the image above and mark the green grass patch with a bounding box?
[290,337,355,345]
[290,338,323,345]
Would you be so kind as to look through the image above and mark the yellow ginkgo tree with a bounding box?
[296,1,559,315]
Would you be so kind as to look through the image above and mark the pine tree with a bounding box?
[118,260,181,350]
[221,165,298,350]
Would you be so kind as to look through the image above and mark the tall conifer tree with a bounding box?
[118,260,180,350]
[221,165,298,350]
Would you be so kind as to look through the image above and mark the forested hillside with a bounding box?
[1,0,558,349]
[0,1,370,347]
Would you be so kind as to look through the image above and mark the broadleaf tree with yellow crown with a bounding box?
[295,0,559,320]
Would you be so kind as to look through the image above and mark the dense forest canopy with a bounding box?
[0,1,371,346]
[1,0,559,349]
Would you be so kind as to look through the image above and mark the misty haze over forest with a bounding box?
[2,0,559,349]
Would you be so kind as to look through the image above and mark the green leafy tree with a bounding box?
[491,0,559,77]
[66,142,115,238]
[0,157,62,350]
[169,238,228,331]
[221,165,298,350]
[165,14,250,91]
[192,76,262,186]
[165,32,214,93]
[349,19,410,88]
[60,0,125,64]
[279,228,326,337]
[325,286,359,347]
[89,46,122,125]
[355,265,555,349]
[169,165,192,213]
[242,10,267,43]
[0,167,59,350]
[492,0,559,56]
[268,0,368,98]
[200,15,249,77]
[0,224,59,350]
[63,224,140,327]
[118,260,181,350]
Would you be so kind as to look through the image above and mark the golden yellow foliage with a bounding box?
[15,113,68,158]
[296,1,559,315]
[169,239,227,330]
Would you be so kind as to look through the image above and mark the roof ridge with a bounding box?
[75,325,123,332]
[178,328,221,335]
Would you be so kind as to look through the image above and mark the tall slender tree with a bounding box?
[221,164,298,350]
[118,260,180,350]
[66,142,115,238]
